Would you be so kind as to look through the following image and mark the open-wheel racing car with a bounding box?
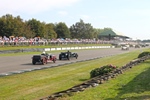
[59,51,78,60]
[32,52,57,65]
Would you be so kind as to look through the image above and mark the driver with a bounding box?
[42,51,46,54]
[41,51,46,55]
[41,51,49,56]
[41,51,50,59]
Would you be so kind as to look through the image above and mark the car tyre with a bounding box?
[42,59,46,65]
[67,56,70,60]
[76,54,78,59]
[32,61,36,65]
[53,58,56,63]
[59,56,62,60]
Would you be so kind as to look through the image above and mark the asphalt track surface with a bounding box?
[0,47,146,76]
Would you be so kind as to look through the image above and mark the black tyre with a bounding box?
[32,61,36,65]
[76,54,78,59]
[59,55,62,60]
[59,57,62,60]
[42,59,46,65]
[67,56,70,60]
[53,58,56,63]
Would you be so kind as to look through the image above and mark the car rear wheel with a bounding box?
[67,56,70,60]
[32,61,36,65]
[59,55,62,60]
[42,59,47,65]
[59,57,62,60]
[53,58,56,63]
[76,56,78,59]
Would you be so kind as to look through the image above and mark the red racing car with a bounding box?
[32,52,57,65]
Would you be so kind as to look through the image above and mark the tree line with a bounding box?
[0,14,113,39]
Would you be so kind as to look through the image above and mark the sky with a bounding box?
[0,0,150,40]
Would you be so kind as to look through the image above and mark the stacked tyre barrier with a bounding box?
[40,55,150,100]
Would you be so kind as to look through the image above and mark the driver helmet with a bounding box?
[42,51,46,54]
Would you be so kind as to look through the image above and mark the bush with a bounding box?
[90,64,117,78]
[138,51,150,58]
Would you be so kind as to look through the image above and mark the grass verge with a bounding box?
[0,49,149,100]
[67,60,150,100]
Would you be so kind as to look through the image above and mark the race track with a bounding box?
[0,47,145,76]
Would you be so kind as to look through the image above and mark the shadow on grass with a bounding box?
[115,95,150,100]
[105,61,150,100]
[79,78,89,81]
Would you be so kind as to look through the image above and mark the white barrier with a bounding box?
[44,46,113,51]
[66,47,71,50]
[51,48,56,51]
[71,47,75,50]
[62,47,67,50]
[56,48,61,50]
[74,47,79,49]
[45,48,50,51]
[78,47,82,49]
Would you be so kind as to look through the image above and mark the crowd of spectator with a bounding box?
[0,36,116,46]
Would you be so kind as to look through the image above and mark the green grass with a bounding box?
[0,49,150,100]
[67,60,150,100]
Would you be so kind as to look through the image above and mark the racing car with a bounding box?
[59,51,78,60]
[121,45,129,50]
[32,52,57,65]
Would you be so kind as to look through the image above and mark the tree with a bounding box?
[0,14,27,37]
[55,22,70,39]
[44,23,57,39]
[70,19,95,39]
[23,21,34,38]
[93,28,101,40]
[27,18,45,37]
[0,16,6,36]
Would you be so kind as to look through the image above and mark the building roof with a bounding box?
[99,29,129,38]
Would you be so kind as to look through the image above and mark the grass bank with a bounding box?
[67,60,150,100]
[0,49,149,100]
